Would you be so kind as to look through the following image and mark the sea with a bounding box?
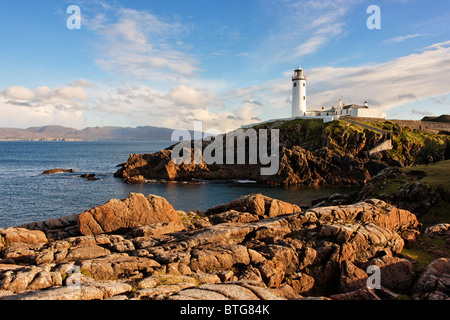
[0,141,358,229]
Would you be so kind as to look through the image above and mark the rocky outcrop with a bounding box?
[355,167,444,215]
[205,194,301,219]
[18,215,80,240]
[113,120,388,186]
[315,164,450,224]
[42,169,75,175]
[425,223,450,249]
[77,193,184,236]
[114,144,376,186]
[1,193,445,300]
[412,258,450,300]
[18,193,185,240]
[114,119,450,186]
[0,228,48,246]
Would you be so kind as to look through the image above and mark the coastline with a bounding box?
[1,119,449,301]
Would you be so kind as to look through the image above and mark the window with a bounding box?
[293,83,297,87]
[303,83,306,87]
[303,96,306,100]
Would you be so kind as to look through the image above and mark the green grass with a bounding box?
[402,246,435,273]
[403,160,450,191]
[402,235,450,273]
[324,119,366,135]
[322,120,379,153]
[373,160,450,228]
[418,200,450,228]
[367,122,450,164]
[180,213,205,228]
[367,121,402,133]
[375,160,450,196]
[403,161,450,227]
[275,118,324,129]
[376,182,405,195]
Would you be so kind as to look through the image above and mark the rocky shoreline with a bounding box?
[114,119,450,186]
[1,193,448,300]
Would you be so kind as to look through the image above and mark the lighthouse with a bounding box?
[291,66,307,117]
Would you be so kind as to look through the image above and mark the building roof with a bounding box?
[308,104,370,113]
[309,108,336,113]
[342,104,369,110]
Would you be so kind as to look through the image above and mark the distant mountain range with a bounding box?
[0,125,180,141]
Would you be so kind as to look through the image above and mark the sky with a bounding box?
[0,0,449,131]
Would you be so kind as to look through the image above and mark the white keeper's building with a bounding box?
[291,66,386,119]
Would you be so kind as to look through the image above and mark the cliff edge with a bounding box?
[115,119,450,186]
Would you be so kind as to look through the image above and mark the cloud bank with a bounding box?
[0,84,90,128]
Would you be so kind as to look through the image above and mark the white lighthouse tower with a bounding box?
[291,66,307,117]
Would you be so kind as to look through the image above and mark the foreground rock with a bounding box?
[412,258,450,300]
[1,193,443,301]
[0,228,48,247]
[18,193,184,239]
[424,223,450,248]
[77,193,184,236]
[205,194,301,219]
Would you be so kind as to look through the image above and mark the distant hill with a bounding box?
[0,125,181,141]
[422,115,450,123]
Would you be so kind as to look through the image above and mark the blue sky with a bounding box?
[0,0,449,130]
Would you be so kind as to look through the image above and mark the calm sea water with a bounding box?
[0,141,358,228]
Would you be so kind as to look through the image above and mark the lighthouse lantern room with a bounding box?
[291,66,307,117]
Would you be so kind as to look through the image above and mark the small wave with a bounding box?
[236,180,257,184]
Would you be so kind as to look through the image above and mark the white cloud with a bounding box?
[165,85,214,108]
[0,99,87,129]
[86,81,264,132]
[33,86,52,98]
[255,0,355,65]
[0,84,90,128]
[54,86,89,101]
[1,85,90,106]
[86,6,199,81]
[69,79,93,88]
[381,33,426,45]
[3,87,35,100]
[294,35,328,57]
[304,41,450,111]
